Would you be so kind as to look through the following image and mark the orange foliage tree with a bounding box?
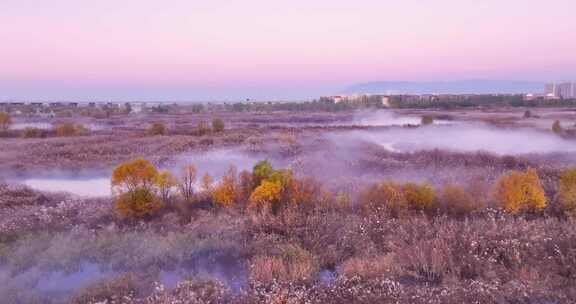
[494,168,547,214]
[55,122,86,137]
[0,112,11,132]
[440,184,477,217]
[147,122,166,135]
[212,166,238,208]
[358,181,407,215]
[155,170,178,203]
[558,167,576,217]
[112,158,163,218]
[249,180,283,210]
[403,182,437,211]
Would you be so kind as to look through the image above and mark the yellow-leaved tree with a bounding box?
[212,166,238,208]
[403,182,436,210]
[249,180,283,210]
[0,112,12,132]
[112,158,163,218]
[155,170,178,203]
[494,168,547,214]
[558,167,576,217]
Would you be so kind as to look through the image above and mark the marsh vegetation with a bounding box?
[1,106,576,303]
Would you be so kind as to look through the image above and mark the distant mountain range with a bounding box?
[343,80,545,95]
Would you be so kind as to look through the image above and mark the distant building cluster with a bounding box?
[544,82,576,99]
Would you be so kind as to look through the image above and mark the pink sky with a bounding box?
[1,0,575,100]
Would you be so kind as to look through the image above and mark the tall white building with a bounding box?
[544,82,576,98]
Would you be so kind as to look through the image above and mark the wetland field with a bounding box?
[1,105,576,303]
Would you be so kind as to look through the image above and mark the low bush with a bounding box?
[439,184,478,217]
[494,168,547,214]
[22,127,44,138]
[0,111,12,132]
[250,243,318,283]
[403,182,437,211]
[421,115,434,125]
[55,122,86,136]
[212,118,225,132]
[116,187,163,218]
[192,121,211,136]
[147,122,167,135]
[558,167,576,217]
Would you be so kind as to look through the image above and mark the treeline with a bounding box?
[111,158,576,220]
[391,96,576,109]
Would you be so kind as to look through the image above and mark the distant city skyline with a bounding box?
[1,0,575,100]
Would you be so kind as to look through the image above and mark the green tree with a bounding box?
[252,160,274,187]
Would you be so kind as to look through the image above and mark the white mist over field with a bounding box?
[21,177,111,197]
[343,124,576,155]
[351,110,454,127]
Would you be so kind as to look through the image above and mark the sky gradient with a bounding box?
[1,0,575,100]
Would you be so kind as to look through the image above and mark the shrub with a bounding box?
[252,160,274,188]
[250,243,318,283]
[22,127,43,138]
[358,181,407,215]
[147,122,166,135]
[494,168,547,214]
[112,158,162,218]
[340,254,396,278]
[178,164,197,202]
[201,173,214,192]
[112,158,159,193]
[155,170,177,203]
[552,120,562,134]
[0,111,11,132]
[421,115,434,125]
[285,176,323,208]
[211,166,238,208]
[192,121,211,136]
[249,180,283,211]
[55,122,86,136]
[116,187,163,218]
[212,118,225,132]
[440,184,477,217]
[558,167,576,217]
[403,182,437,210]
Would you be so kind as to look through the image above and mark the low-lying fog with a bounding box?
[21,177,111,197]
[339,123,576,155]
[351,110,454,126]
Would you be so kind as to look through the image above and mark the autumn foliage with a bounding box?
[0,111,11,132]
[359,181,437,216]
[55,122,86,137]
[112,158,163,218]
[494,168,547,214]
[558,167,576,217]
[147,122,167,135]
